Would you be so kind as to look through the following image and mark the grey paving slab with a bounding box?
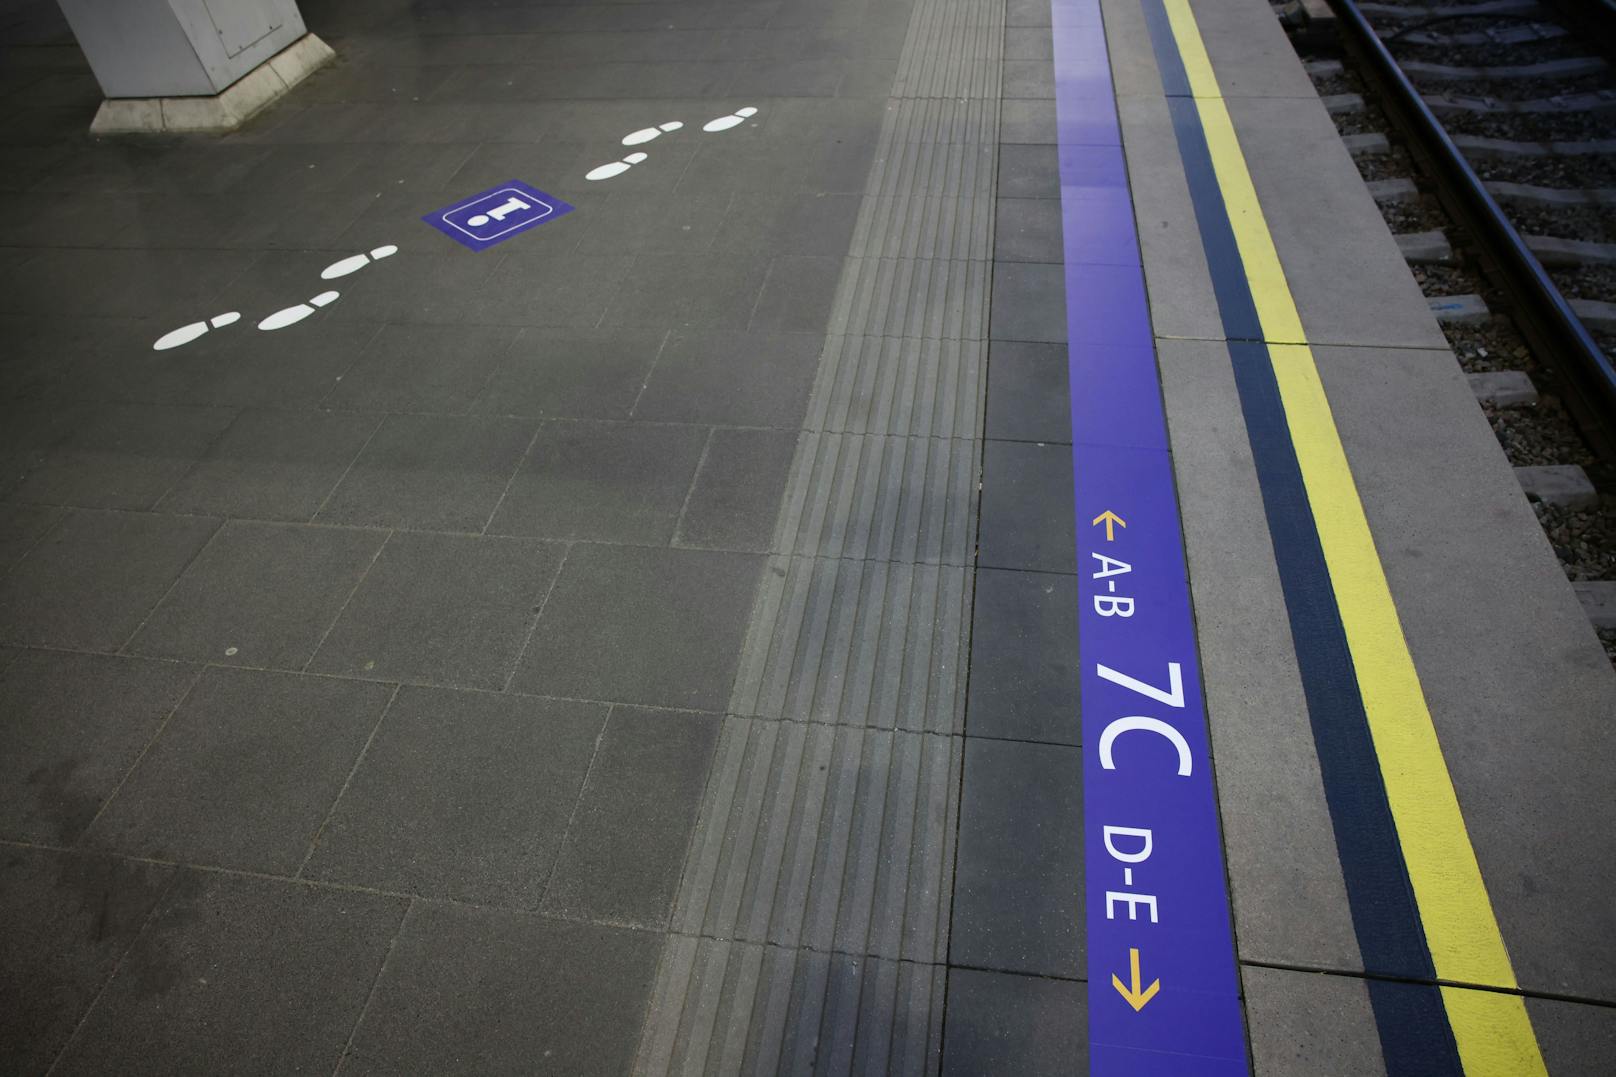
[966,568,1079,745]
[751,255,846,334]
[1181,0,1320,100]
[1311,341,1616,999]
[1530,995,1616,1077]
[157,409,380,522]
[323,322,520,414]
[978,439,1076,574]
[304,688,606,906]
[488,420,709,544]
[1003,59,1055,100]
[675,427,800,552]
[995,198,1063,264]
[316,413,535,532]
[951,739,1082,979]
[0,651,197,845]
[472,251,635,329]
[989,261,1067,343]
[10,403,237,511]
[82,668,391,874]
[1114,94,1223,342]
[0,847,176,1077]
[603,251,773,331]
[127,521,387,669]
[985,340,1072,443]
[574,190,732,255]
[0,509,219,652]
[0,500,62,572]
[1241,966,1386,1077]
[346,903,660,1077]
[1007,0,1052,25]
[996,144,1060,200]
[514,543,763,710]
[940,968,1084,1077]
[999,99,1057,144]
[1004,27,1054,62]
[474,328,666,421]
[1228,95,1450,350]
[715,192,863,256]
[51,870,404,1077]
[0,248,253,322]
[132,321,384,412]
[310,531,564,690]
[633,329,823,428]
[1158,338,1363,971]
[542,706,720,927]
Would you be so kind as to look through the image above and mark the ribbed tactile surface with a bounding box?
[634,0,1003,1070]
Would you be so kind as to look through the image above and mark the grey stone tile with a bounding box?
[951,739,1082,979]
[157,409,380,522]
[310,531,564,690]
[0,509,220,652]
[573,190,732,254]
[996,145,1060,200]
[488,420,708,544]
[304,688,607,906]
[751,255,844,334]
[1004,27,1054,61]
[166,321,385,411]
[1181,0,1321,100]
[1000,99,1057,145]
[1007,0,1052,25]
[1242,966,1385,1077]
[472,252,634,329]
[1003,58,1054,99]
[514,543,762,710]
[0,501,63,572]
[0,651,197,844]
[985,341,1072,444]
[82,668,392,874]
[941,968,1084,1077]
[316,413,535,532]
[714,192,862,256]
[978,440,1075,574]
[633,329,821,428]
[729,58,845,97]
[345,903,660,1077]
[0,847,176,1077]
[324,323,520,414]
[966,569,1078,745]
[51,870,404,1077]
[1531,994,1616,1077]
[990,261,1067,343]
[995,198,1064,265]
[11,403,237,511]
[474,328,666,420]
[0,248,253,323]
[127,521,387,669]
[603,251,772,330]
[543,706,720,927]
[675,427,799,551]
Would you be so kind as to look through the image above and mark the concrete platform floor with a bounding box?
[2,0,1615,1073]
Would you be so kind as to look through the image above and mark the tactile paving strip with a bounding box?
[633,0,1003,1071]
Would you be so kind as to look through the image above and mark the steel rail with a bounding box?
[1326,0,1616,460]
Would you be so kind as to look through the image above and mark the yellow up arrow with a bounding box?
[1111,948,1160,1012]
[1091,510,1126,541]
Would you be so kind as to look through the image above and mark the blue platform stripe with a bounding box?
[1050,1,1251,1072]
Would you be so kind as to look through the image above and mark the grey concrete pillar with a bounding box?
[55,0,333,133]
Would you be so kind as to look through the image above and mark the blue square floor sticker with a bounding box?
[424,180,573,251]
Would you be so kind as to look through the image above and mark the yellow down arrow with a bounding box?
[1111,948,1161,1012]
[1092,510,1126,541]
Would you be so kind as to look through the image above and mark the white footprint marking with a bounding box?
[152,311,241,352]
[702,106,757,133]
[586,151,649,182]
[623,120,684,146]
[258,290,340,332]
[320,244,399,281]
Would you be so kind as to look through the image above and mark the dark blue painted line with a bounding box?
[1134,0,1463,1071]
[1051,1,1250,1072]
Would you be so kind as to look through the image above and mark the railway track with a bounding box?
[1284,0,1616,659]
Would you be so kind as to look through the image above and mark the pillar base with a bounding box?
[89,33,334,135]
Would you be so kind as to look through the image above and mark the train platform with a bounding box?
[2,0,1614,1073]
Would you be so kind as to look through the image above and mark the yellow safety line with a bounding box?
[1158,1,1545,1072]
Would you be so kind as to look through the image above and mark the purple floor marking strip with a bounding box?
[1050,0,1251,1071]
